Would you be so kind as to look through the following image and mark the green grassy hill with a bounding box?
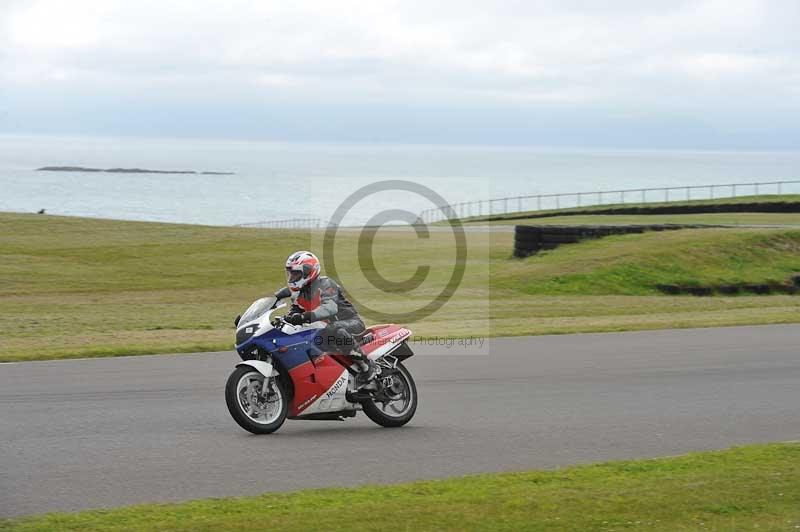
[500,228,800,295]
[2,213,800,362]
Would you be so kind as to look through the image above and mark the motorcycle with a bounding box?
[225,296,418,434]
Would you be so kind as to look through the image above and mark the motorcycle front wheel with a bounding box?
[225,366,288,434]
[362,361,418,427]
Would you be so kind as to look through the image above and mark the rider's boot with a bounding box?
[350,347,377,386]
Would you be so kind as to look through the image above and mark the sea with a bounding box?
[1,134,800,226]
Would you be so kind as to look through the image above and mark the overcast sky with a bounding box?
[1,0,798,149]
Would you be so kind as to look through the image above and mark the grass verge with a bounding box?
[495,212,800,226]
[2,214,800,362]
[460,194,800,224]
[3,442,799,531]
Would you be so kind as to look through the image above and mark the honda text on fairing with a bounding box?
[225,296,418,434]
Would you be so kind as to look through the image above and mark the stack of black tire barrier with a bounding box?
[513,224,716,258]
[655,275,800,296]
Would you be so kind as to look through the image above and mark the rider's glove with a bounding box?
[285,313,304,326]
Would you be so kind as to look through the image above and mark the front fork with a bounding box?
[235,357,278,399]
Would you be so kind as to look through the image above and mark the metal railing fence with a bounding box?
[418,179,800,223]
[237,218,322,229]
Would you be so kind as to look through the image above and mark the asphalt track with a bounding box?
[2,324,799,517]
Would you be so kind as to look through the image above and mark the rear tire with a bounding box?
[225,366,288,434]
[362,362,418,427]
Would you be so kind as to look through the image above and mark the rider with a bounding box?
[274,251,376,385]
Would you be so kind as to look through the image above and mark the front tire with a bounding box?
[362,361,418,427]
[225,366,288,434]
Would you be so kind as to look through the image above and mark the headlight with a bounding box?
[235,323,260,345]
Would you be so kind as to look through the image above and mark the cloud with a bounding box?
[1,0,798,145]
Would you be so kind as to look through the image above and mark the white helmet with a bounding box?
[285,251,321,292]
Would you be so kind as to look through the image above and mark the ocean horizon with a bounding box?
[2,134,800,227]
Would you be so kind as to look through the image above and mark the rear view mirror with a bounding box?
[234,315,241,327]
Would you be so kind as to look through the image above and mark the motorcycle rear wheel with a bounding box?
[225,366,288,434]
[362,361,418,427]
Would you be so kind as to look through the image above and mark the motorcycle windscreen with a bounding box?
[239,296,277,324]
